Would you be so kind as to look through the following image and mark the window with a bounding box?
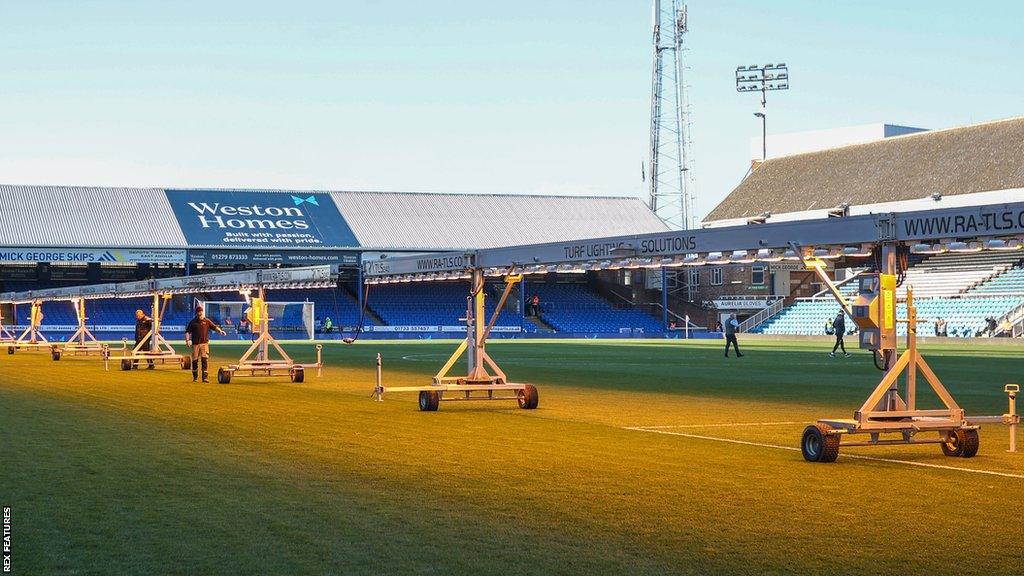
[711,268,723,286]
[688,269,699,286]
[751,265,766,285]
[623,270,632,285]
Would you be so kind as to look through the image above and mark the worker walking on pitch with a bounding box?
[134,309,155,369]
[724,313,743,358]
[185,305,226,383]
[829,310,850,358]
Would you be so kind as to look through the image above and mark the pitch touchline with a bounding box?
[637,421,804,429]
[623,427,1024,480]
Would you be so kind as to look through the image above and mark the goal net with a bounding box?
[197,300,315,340]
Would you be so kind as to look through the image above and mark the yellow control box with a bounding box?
[851,273,896,351]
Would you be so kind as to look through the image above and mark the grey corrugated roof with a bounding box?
[0,185,187,248]
[0,186,667,251]
[329,191,669,250]
[706,116,1024,223]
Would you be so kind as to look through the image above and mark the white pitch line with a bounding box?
[636,421,804,430]
[624,426,1024,480]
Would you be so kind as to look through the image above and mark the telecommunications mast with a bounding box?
[648,0,695,230]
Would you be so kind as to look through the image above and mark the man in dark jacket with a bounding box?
[134,309,154,369]
[185,306,226,382]
[829,310,850,358]
[724,313,743,358]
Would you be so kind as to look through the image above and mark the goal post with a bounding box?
[198,300,315,340]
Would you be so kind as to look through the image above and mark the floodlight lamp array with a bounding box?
[365,270,474,285]
[735,63,790,92]
[910,237,1024,255]
[364,252,865,280]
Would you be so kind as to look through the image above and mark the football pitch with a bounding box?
[1,338,1022,575]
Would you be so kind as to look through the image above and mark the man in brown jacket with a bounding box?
[184,306,226,382]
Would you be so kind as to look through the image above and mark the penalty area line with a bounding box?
[623,426,1024,480]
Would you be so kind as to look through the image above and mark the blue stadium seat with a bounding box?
[753,295,1023,337]
[529,282,664,334]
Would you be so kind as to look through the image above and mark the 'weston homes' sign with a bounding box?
[164,190,359,248]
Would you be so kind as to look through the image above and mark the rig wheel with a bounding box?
[217,368,231,384]
[290,367,305,383]
[418,390,440,412]
[120,359,132,371]
[181,356,192,370]
[941,429,967,457]
[960,429,980,458]
[801,424,840,463]
[52,350,61,361]
[516,384,539,410]
[7,346,14,355]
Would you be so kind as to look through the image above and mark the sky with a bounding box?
[0,1,1021,222]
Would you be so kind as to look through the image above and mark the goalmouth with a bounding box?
[197,299,315,341]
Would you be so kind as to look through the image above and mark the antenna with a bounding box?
[648,0,696,230]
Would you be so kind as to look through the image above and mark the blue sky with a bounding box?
[0,1,1021,221]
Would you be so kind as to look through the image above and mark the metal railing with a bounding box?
[738,297,787,332]
[995,300,1024,338]
[646,301,704,330]
[808,270,865,300]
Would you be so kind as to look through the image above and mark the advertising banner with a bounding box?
[165,190,359,248]
[711,297,775,310]
[367,325,522,333]
[0,248,186,264]
[187,249,358,266]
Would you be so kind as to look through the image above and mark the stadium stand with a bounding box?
[367,282,526,329]
[360,280,664,334]
[0,185,674,339]
[530,282,664,334]
[755,251,1024,337]
[7,278,672,338]
[754,295,1023,337]
[896,252,1023,298]
[969,264,1024,294]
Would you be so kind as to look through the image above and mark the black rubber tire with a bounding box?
[217,368,231,384]
[7,346,14,355]
[941,429,966,457]
[290,367,305,383]
[418,390,440,412]
[517,384,539,409]
[181,356,192,370]
[801,424,840,463]
[120,359,132,371]
[960,429,980,458]
[52,350,61,361]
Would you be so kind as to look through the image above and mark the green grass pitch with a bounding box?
[2,338,1022,575]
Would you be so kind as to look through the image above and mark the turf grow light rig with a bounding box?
[53,297,109,361]
[0,304,15,342]
[368,263,539,411]
[8,300,54,355]
[116,288,192,371]
[0,265,338,375]
[798,243,1008,462]
[364,200,1024,449]
[215,283,324,384]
